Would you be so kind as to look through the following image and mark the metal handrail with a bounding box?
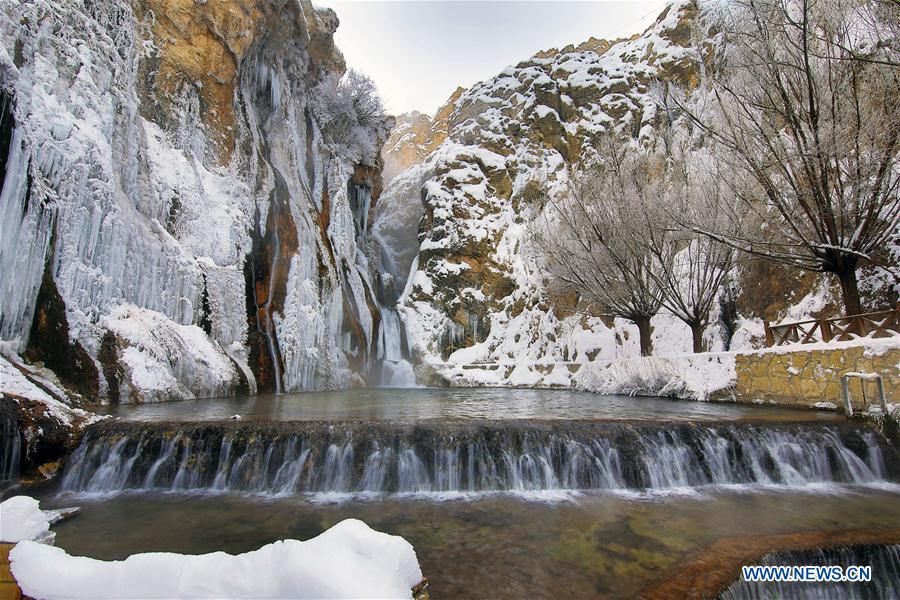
[840,372,887,417]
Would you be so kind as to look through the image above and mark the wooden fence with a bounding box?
[763,306,900,347]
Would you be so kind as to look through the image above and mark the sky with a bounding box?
[316,1,669,116]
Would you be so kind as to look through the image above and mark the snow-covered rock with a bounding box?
[0,496,50,543]
[375,0,895,374]
[0,0,396,402]
[10,519,423,600]
[375,0,732,368]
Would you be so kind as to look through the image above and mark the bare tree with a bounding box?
[646,150,737,352]
[676,0,900,316]
[532,144,667,356]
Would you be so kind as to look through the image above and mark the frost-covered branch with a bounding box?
[670,0,900,316]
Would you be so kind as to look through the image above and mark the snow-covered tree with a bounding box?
[312,70,390,165]
[640,114,741,353]
[533,128,738,355]
[679,0,900,316]
[646,146,737,353]
[532,144,667,356]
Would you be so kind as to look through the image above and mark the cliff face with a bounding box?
[381,87,464,182]
[373,1,722,369]
[375,0,893,376]
[0,0,392,404]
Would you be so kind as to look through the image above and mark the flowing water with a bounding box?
[58,420,891,496]
[721,544,900,600]
[28,389,900,597]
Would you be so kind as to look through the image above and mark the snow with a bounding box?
[433,351,737,401]
[0,353,98,428]
[574,353,737,401]
[0,496,50,543]
[10,519,423,600]
[385,1,736,373]
[100,304,239,403]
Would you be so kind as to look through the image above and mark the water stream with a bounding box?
[57,419,894,496]
[20,390,900,597]
[36,488,900,599]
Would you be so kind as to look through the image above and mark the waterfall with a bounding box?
[365,182,417,388]
[0,402,21,485]
[58,421,896,496]
[349,183,372,248]
[720,544,900,600]
[377,308,416,387]
[263,183,283,396]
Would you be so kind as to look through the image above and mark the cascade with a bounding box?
[261,172,287,395]
[376,307,416,387]
[59,421,896,496]
[360,182,417,387]
[348,183,372,248]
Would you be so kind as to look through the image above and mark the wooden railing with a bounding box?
[763,306,900,347]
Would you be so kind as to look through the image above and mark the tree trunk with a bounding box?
[689,321,704,354]
[634,316,653,357]
[836,267,863,317]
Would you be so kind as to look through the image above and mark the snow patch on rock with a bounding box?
[10,519,423,600]
[0,496,50,543]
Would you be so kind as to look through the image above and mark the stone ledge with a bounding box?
[735,344,898,409]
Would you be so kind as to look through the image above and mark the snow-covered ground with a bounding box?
[429,335,899,402]
[10,518,423,600]
[430,352,737,400]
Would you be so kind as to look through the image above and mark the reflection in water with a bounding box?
[97,387,846,423]
[40,489,900,599]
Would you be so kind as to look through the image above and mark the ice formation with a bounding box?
[0,0,412,405]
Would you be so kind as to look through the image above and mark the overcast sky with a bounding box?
[316,1,669,116]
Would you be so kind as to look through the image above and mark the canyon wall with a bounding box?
[375,0,897,372]
[0,0,394,405]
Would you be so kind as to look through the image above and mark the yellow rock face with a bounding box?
[135,0,344,164]
[735,345,899,410]
[136,0,259,162]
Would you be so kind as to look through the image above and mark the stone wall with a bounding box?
[734,342,899,410]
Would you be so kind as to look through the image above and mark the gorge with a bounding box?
[1,0,899,598]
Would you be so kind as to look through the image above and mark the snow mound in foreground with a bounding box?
[10,519,423,599]
[0,496,50,543]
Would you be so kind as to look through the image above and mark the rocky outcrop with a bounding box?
[0,0,393,404]
[375,0,722,365]
[381,87,464,183]
[376,0,896,368]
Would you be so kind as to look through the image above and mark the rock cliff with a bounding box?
[373,0,896,380]
[375,1,722,372]
[0,0,394,410]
